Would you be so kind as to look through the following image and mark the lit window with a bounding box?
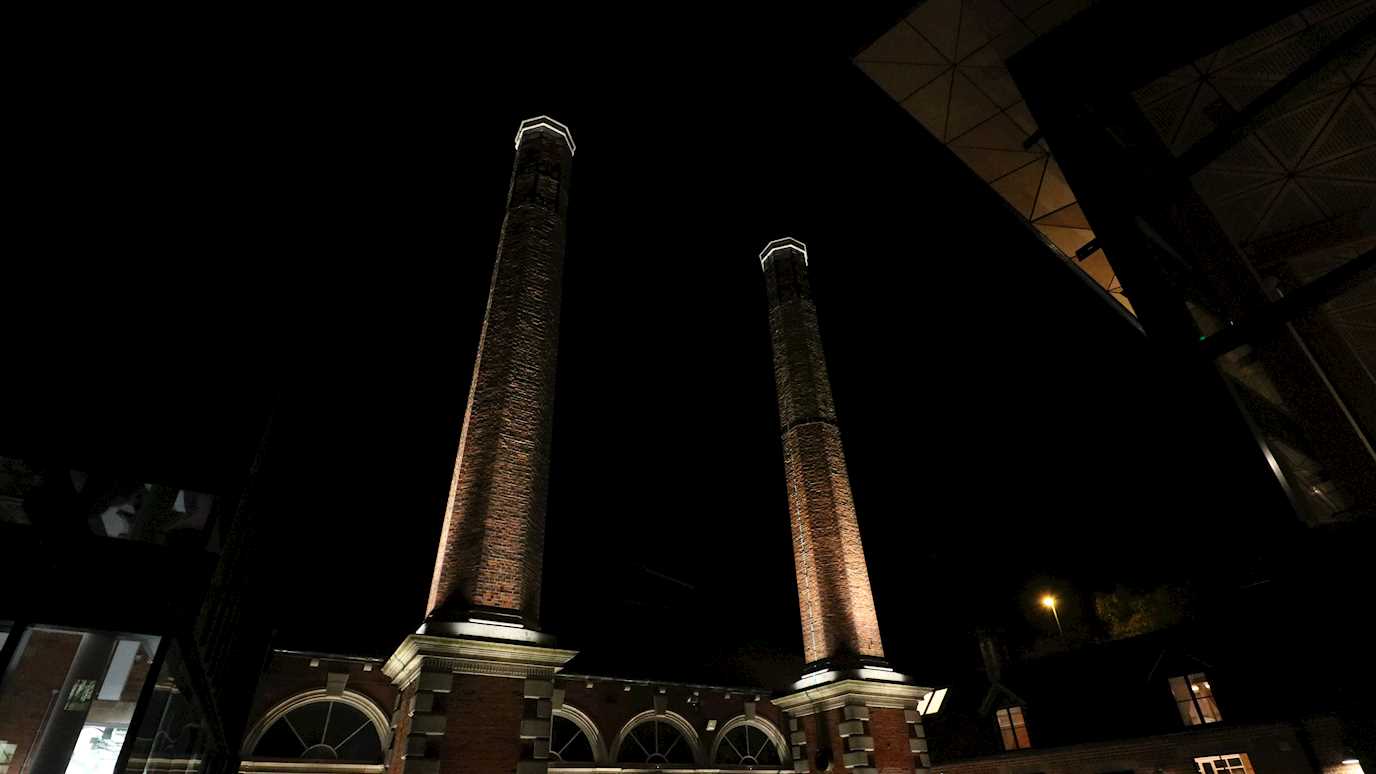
[1,741,17,774]
[995,706,1031,750]
[1195,753,1254,773]
[1170,673,1222,725]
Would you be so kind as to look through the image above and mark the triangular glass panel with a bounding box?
[1034,201,1090,229]
[1302,94,1376,166]
[950,110,1029,151]
[967,0,1019,36]
[907,0,962,61]
[1305,145,1376,180]
[991,156,1048,218]
[1208,180,1284,242]
[1032,156,1077,219]
[1141,82,1200,142]
[1211,77,1275,111]
[1035,223,1092,259]
[1260,93,1344,168]
[956,0,992,61]
[859,22,950,65]
[959,64,1022,108]
[1343,40,1374,83]
[859,62,953,102]
[1005,100,1039,134]
[1078,248,1118,290]
[1172,84,1225,155]
[952,147,1046,182]
[902,70,955,139]
[961,41,1005,68]
[1296,178,1376,219]
[1190,167,1286,203]
[947,69,1002,139]
[1250,181,1327,239]
[1213,134,1284,172]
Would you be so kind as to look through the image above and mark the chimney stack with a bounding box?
[424,116,575,637]
[760,237,885,668]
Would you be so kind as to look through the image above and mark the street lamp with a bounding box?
[1041,594,1062,635]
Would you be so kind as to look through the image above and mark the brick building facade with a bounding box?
[226,106,1368,774]
[227,117,933,774]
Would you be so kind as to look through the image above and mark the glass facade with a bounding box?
[0,627,160,774]
[0,444,269,774]
[856,0,1376,527]
[120,642,212,774]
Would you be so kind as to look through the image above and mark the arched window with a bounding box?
[614,713,698,766]
[711,716,788,768]
[549,706,605,763]
[244,691,388,762]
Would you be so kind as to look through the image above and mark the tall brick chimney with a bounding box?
[763,238,932,774]
[760,237,885,668]
[384,118,579,774]
[424,115,576,636]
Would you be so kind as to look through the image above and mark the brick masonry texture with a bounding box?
[389,682,414,774]
[426,126,573,626]
[764,249,884,664]
[439,675,524,774]
[870,706,918,773]
[245,653,397,738]
[0,630,82,774]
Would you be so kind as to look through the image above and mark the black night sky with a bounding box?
[8,5,1298,686]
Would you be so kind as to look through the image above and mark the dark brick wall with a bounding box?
[0,630,82,774]
[555,677,787,765]
[244,653,396,734]
[426,126,574,628]
[871,706,918,773]
[438,675,524,774]
[764,248,885,664]
[387,681,413,774]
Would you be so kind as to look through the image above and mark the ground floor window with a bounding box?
[1195,753,1255,774]
[0,625,161,774]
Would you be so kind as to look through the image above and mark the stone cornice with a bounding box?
[772,678,931,716]
[240,761,386,774]
[383,634,578,688]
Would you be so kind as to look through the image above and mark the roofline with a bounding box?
[273,647,386,664]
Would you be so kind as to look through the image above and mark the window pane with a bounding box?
[1169,676,1192,702]
[0,627,159,774]
[1016,726,1032,748]
[1189,673,1213,697]
[1194,753,1254,774]
[1198,695,1223,723]
[999,726,1017,751]
[549,716,593,762]
[1178,699,1203,726]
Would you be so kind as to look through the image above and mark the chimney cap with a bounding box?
[759,237,808,270]
[515,115,576,155]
